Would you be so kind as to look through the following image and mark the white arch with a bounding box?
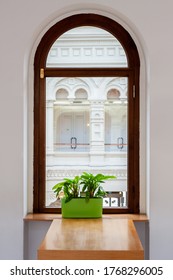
[26,5,148,213]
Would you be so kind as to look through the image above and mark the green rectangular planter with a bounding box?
[61,197,103,218]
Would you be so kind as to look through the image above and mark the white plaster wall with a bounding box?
[24,221,52,260]
[0,0,173,259]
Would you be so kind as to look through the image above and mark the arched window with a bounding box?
[34,14,140,213]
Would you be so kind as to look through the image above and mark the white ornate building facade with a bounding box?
[45,27,128,208]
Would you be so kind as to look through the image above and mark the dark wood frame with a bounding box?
[34,14,140,213]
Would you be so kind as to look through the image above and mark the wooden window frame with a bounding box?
[34,14,140,214]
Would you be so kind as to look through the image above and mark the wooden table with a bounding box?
[37,218,144,260]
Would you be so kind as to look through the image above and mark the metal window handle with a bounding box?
[71,137,77,149]
[117,137,124,150]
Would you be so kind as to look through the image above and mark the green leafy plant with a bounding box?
[80,172,116,200]
[52,172,116,203]
[52,175,80,203]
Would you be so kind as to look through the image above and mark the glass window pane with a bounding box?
[46,77,128,209]
[46,27,128,68]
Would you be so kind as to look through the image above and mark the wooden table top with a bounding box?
[37,218,144,260]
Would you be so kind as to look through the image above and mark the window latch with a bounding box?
[40,68,44,79]
[133,85,135,98]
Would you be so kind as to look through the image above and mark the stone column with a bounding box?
[89,101,105,166]
[46,100,54,152]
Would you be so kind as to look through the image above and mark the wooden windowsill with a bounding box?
[24,213,148,222]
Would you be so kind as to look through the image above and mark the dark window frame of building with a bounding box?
[33,14,140,214]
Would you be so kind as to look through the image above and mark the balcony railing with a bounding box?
[53,142,127,152]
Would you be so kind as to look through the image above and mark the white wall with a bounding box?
[0,0,173,259]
